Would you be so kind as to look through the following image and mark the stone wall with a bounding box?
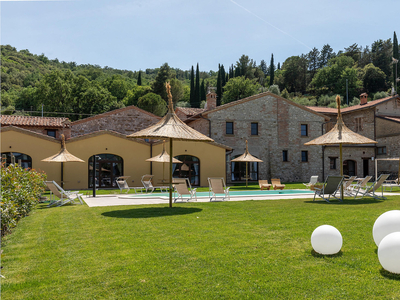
[376,118,400,139]
[204,93,326,183]
[71,106,160,137]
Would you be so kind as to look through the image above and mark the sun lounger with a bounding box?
[271,178,285,190]
[313,175,344,203]
[116,176,143,194]
[208,177,230,201]
[303,176,319,188]
[141,175,169,193]
[342,176,357,196]
[173,178,197,202]
[353,174,390,200]
[347,176,372,198]
[45,180,83,207]
[259,180,271,190]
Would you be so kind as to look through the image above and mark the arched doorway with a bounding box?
[88,154,123,188]
[173,155,200,186]
[1,152,32,169]
[343,160,356,177]
[231,155,259,181]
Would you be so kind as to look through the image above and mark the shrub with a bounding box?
[1,163,47,236]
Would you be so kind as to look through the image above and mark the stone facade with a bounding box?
[308,95,400,180]
[196,92,329,183]
[71,105,161,137]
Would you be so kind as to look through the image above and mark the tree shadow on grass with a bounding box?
[311,249,343,258]
[101,207,202,219]
[304,198,383,205]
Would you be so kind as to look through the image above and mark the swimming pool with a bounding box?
[118,189,314,200]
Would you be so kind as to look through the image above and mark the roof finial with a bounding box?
[336,95,341,118]
[166,82,173,112]
[61,134,66,149]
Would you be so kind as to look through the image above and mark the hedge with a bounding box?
[1,163,47,236]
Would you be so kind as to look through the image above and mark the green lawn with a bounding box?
[2,194,400,299]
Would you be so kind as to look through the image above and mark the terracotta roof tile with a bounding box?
[175,107,205,116]
[307,96,400,115]
[0,115,70,127]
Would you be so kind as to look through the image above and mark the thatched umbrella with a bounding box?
[231,140,263,187]
[146,140,182,183]
[128,82,214,207]
[42,134,84,188]
[305,95,377,200]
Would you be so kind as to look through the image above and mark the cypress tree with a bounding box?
[200,79,206,101]
[220,64,226,88]
[137,70,142,86]
[393,31,399,92]
[216,64,222,106]
[195,63,200,107]
[269,54,275,86]
[190,65,195,107]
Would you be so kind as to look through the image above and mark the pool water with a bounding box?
[121,189,313,199]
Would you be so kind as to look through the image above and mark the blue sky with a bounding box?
[1,0,398,72]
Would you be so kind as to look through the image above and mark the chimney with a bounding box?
[206,90,217,110]
[360,93,368,105]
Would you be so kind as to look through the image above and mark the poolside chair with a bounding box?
[313,175,344,203]
[208,177,230,201]
[259,180,271,190]
[347,176,372,198]
[382,178,400,192]
[303,176,319,188]
[271,178,285,190]
[45,181,83,207]
[353,174,390,200]
[172,178,197,202]
[115,176,143,194]
[141,175,169,193]
[342,176,357,196]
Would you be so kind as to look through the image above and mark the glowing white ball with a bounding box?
[378,232,400,274]
[373,210,400,247]
[311,225,342,255]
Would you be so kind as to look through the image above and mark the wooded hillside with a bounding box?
[1,32,399,120]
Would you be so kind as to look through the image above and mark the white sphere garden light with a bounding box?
[378,232,400,274]
[372,210,400,247]
[311,225,342,255]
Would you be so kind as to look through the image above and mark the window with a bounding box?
[377,146,387,155]
[355,118,363,132]
[46,129,57,138]
[301,124,308,136]
[251,123,258,135]
[88,154,123,188]
[330,157,337,169]
[1,152,32,169]
[226,122,234,135]
[282,150,288,162]
[301,151,308,162]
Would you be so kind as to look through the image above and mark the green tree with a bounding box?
[222,76,260,104]
[169,78,184,104]
[216,65,222,106]
[123,85,152,106]
[195,63,200,107]
[307,47,320,77]
[137,70,142,86]
[269,54,275,85]
[281,56,308,93]
[371,39,392,82]
[200,79,206,101]
[393,32,399,91]
[137,92,167,116]
[190,65,195,107]
[152,63,172,101]
[259,59,268,75]
[363,63,387,94]
[319,44,335,69]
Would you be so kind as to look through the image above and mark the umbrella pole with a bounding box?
[340,143,343,200]
[169,138,173,208]
[246,162,248,188]
[61,162,64,189]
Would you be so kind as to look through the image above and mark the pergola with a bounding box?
[374,157,400,179]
